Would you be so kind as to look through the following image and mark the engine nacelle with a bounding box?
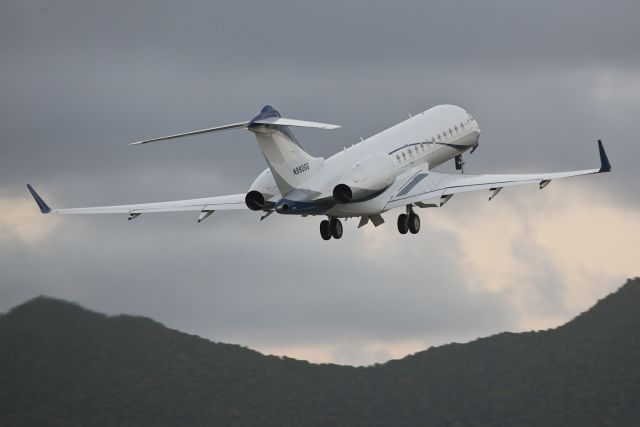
[333,153,396,203]
[245,191,268,211]
[245,169,279,210]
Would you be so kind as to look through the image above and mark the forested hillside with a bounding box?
[1,278,639,426]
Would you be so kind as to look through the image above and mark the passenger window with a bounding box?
[454,126,458,131]
[461,123,464,129]
[402,152,406,161]
[396,154,400,162]
[449,128,452,135]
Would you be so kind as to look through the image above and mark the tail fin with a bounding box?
[248,106,325,194]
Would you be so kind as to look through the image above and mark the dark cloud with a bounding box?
[1,0,638,365]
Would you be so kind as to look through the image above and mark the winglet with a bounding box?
[598,140,611,173]
[26,184,52,214]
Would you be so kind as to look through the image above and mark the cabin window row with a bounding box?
[395,121,469,165]
[395,143,428,164]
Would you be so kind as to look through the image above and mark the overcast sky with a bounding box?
[1,0,639,365]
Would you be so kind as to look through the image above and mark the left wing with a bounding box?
[385,140,611,210]
[26,185,248,222]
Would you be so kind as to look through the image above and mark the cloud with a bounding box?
[428,182,640,331]
[592,68,640,104]
[0,190,60,245]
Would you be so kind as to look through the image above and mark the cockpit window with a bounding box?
[466,111,475,122]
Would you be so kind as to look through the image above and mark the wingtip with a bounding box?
[598,139,612,173]
[26,184,52,214]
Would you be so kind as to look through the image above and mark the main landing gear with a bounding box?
[320,217,343,240]
[397,206,420,235]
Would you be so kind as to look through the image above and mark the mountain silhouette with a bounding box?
[1,278,639,426]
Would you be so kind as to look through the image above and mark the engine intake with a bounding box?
[333,184,353,204]
[245,191,266,211]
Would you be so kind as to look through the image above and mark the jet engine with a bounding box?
[245,169,278,210]
[333,153,396,203]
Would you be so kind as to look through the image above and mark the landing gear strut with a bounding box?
[398,206,420,235]
[320,218,343,240]
[455,154,465,173]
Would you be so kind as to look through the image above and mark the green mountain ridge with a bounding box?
[1,278,639,426]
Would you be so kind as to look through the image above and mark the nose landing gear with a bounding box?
[455,154,465,173]
[397,206,420,235]
[320,217,343,240]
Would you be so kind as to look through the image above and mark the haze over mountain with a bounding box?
[1,278,639,426]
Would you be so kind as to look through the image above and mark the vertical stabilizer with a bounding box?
[248,106,323,194]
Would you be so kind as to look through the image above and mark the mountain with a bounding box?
[1,278,639,426]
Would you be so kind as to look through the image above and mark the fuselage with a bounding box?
[257,105,481,217]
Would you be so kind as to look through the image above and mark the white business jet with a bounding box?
[28,104,611,240]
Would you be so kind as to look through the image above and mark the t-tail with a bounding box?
[247,105,325,194]
[130,105,339,195]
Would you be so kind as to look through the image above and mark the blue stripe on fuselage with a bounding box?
[275,197,336,215]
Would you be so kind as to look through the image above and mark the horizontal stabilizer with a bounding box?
[131,122,249,145]
[252,117,340,130]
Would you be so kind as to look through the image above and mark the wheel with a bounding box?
[408,213,420,234]
[330,218,343,239]
[320,220,332,240]
[397,214,408,234]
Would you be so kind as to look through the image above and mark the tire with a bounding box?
[330,218,343,239]
[397,214,409,234]
[408,213,420,234]
[320,220,332,240]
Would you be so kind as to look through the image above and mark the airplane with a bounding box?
[27,104,611,240]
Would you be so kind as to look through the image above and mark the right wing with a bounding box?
[27,185,248,222]
[385,140,611,211]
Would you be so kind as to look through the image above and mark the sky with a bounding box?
[1,0,639,366]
